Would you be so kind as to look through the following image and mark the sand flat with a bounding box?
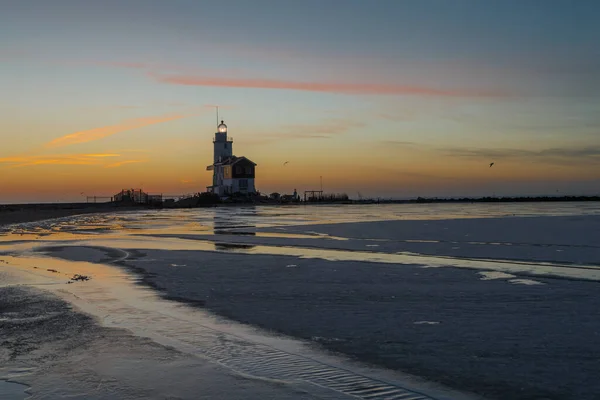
[1,203,599,399]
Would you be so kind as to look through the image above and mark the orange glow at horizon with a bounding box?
[2,128,599,200]
[1,155,597,203]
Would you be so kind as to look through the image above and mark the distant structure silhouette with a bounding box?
[112,189,162,205]
[489,162,495,168]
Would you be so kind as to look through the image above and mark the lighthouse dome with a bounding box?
[217,120,227,133]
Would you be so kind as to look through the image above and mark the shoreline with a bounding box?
[0,285,328,400]
[0,252,474,400]
[1,197,598,228]
[2,194,599,212]
[106,247,600,400]
[2,205,600,399]
[0,204,146,227]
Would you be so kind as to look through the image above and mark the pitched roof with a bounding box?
[215,156,257,166]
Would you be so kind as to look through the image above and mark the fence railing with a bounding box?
[86,196,113,203]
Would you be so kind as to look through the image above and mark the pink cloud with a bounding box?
[150,72,505,97]
[34,56,507,98]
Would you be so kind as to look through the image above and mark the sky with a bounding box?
[1,0,599,203]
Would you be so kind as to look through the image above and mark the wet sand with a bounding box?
[1,251,465,400]
[0,286,324,400]
[1,204,599,399]
[64,248,597,400]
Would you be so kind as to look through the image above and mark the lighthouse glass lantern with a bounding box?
[218,121,227,133]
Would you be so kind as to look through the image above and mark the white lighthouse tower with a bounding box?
[213,120,232,163]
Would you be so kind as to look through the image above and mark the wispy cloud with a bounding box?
[104,160,147,168]
[85,153,122,158]
[380,140,417,147]
[0,154,122,168]
[245,119,365,145]
[149,73,505,97]
[281,120,365,137]
[27,57,507,98]
[442,145,600,165]
[375,140,600,167]
[46,113,197,148]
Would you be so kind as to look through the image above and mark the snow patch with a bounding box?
[509,279,545,286]
[478,271,517,280]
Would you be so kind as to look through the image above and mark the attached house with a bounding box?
[208,156,257,196]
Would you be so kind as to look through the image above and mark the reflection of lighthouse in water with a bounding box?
[212,209,257,251]
[206,120,257,197]
[212,207,257,234]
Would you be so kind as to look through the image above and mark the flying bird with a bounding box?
[489,162,494,168]
[283,161,290,166]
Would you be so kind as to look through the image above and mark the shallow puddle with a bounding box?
[0,380,28,399]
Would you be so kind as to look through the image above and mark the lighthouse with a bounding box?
[213,120,232,163]
[206,120,257,197]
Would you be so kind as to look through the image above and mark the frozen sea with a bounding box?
[1,202,599,400]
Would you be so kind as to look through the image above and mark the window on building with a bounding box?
[236,166,242,174]
[245,166,252,174]
[239,179,248,190]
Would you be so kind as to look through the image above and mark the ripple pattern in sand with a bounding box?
[79,289,435,400]
[147,315,432,399]
[200,341,431,400]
